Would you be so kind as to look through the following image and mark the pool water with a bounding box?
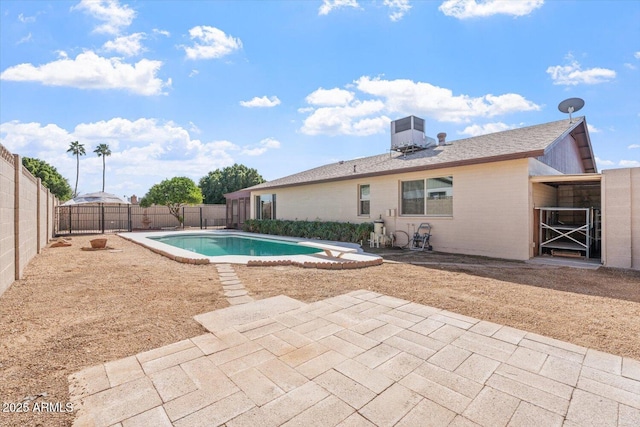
[150,234,323,257]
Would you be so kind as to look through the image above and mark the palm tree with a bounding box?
[67,141,86,197]
[93,144,112,192]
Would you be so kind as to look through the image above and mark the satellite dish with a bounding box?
[558,98,585,123]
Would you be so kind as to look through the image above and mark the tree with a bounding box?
[67,141,85,197]
[140,177,203,226]
[93,143,111,192]
[22,157,73,201]
[199,164,265,204]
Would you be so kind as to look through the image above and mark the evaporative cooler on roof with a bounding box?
[390,116,435,154]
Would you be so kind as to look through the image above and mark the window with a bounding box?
[255,194,276,219]
[426,177,452,216]
[401,180,425,215]
[359,184,370,216]
[401,177,453,216]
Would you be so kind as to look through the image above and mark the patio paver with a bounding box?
[69,291,640,426]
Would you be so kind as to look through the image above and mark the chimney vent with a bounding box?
[437,132,447,146]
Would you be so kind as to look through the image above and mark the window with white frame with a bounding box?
[401,176,453,216]
[359,184,370,216]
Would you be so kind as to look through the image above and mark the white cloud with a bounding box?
[152,29,170,37]
[0,51,169,95]
[188,69,199,78]
[355,76,539,122]
[624,63,637,70]
[71,0,136,35]
[319,0,408,21]
[460,122,513,137]
[595,156,615,168]
[301,100,389,136]
[628,144,640,149]
[384,0,412,21]
[241,137,281,156]
[103,32,145,57]
[587,124,600,134]
[319,0,360,16]
[546,55,616,86]
[17,33,32,44]
[0,120,72,151]
[240,96,281,108]
[183,26,242,60]
[189,122,201,134]
[18,13,36,23]
[635,52,640,60]
[0,117,240,195]
[619,160,640,168]
[299,76,539,136]
[439,0,544,19]
[306,88,354,106]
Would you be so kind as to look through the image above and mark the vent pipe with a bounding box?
[437,132,447,146]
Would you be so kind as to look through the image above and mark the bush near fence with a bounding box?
[242,219,373,243]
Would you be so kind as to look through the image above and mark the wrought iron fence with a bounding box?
[55,204,226,235]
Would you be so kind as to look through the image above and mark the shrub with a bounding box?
[242,219,373,243]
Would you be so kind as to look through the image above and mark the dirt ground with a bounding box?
[1,235,639,427]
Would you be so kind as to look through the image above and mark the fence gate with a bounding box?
[56,205,131,235]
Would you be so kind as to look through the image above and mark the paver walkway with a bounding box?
[69,291,640,427]
[215,264,254,305]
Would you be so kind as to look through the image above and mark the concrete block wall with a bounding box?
[0,147,16,295]
[19,169,38,279]
[0,144,59,297]
[602,167,640,270]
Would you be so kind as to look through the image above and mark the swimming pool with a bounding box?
[150,234,323,257]
[119,230,373,265]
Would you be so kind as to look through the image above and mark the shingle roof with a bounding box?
[245,117,589,192]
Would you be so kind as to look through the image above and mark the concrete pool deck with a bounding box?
[69,291,640,427]
[119,230,381,266]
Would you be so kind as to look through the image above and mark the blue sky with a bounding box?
[1,0,639,199]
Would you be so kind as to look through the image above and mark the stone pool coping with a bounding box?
[118,230,381,266]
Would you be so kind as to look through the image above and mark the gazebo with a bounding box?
[61,192,130,206]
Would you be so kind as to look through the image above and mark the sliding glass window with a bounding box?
[401,177,453,216]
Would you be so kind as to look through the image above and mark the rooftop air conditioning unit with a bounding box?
[391,116,436,154]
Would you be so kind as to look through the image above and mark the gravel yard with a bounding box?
[1,234,639,426]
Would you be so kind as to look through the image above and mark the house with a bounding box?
[225,116,639,269]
